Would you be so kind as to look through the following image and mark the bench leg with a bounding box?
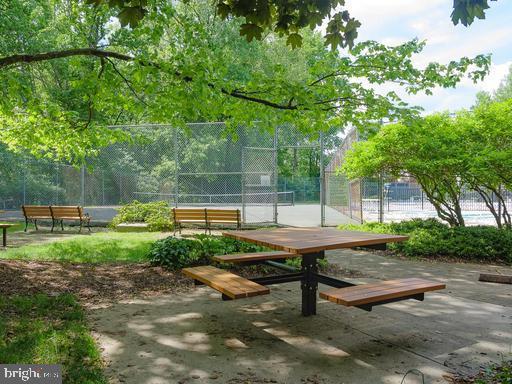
[61,220,64,231]
[3,228,6,247]
[51,219,55,232]
[301,252,321,316]
[79,220,83,233]
[34,219,38,231]
[87,219,91,232]
[24,218,29,232]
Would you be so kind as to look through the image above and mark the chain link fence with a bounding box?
[0,123,358,226]
[328,127,512,226]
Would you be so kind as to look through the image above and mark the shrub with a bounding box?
[147,234,268,270]
[110,200,173,231]
[148,237,203,269]
[339,219,512,264]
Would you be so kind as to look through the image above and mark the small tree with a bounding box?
[342,115,467,226]
[460,100,512,228]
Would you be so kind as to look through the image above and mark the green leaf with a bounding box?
[118,6,145,28]
[286,33,303,49]
[239,23,263,42]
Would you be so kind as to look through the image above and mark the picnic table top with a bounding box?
[0,223,14,228]
[223,227,408,254]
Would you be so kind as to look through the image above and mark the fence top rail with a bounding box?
[133,191,294,197]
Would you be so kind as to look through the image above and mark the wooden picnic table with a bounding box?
[184,227,445,317]
[222,227,410,316]
[0,223,14,247]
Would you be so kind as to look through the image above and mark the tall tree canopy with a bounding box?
[0,0,492,162]
[81,0,497,49]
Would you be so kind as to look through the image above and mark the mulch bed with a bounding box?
[0,260,192,308]
[0,260,364,308]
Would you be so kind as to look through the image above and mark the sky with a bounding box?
[341,0,512,113]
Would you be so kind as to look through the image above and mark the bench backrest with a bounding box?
[206,209,240,224]
[173,208,207,223]
[22,205,52,218]
[50,206,83,219]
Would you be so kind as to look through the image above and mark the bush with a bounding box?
[339,219,512,264]
[147,234,268,270]
[110,200,173,231]
[148,236,203,269]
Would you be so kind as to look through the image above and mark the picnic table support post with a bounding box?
[2,227,6,247]
[301,251,322,316]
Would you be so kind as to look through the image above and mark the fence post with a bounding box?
[378,174,384,223]
[272,127,278,224]
[174,127,179,207]
[102,169,105,205]
[241,146,246,224]
[22,159,27,205]
[80,165,85,206]
[320,131,325,226]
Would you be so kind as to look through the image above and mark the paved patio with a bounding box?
[90,250,512,384]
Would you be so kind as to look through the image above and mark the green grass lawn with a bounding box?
[1,231,166,263]
[0,294,107,384]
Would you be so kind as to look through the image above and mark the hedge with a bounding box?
[339,218,512,264]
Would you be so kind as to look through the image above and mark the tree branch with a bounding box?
[0,48,135,69]
[0,47,357,112]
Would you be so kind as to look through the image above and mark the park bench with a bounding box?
[213,251,296,263]
[22,205,52,231]
[182,265,270,300]
[173,208,241,234]
[319,278,445,311]
[50,206,91,232]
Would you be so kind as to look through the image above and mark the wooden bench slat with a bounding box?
[320,278,445,306]
[182,265,269,299]
[213,251,297,263]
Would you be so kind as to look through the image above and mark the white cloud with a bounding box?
[478,61,512,93]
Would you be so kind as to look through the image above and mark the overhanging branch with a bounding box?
[0,47,354,111]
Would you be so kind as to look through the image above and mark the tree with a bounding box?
[460,100,512,228]
[0,0,491,162]
[475,64,512,106]
[342,100,512,228]
[342,115,468,227]
[80,0,497,49]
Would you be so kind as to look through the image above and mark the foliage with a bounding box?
[147,236,203,270]
[342,100,512,228]
[0,294,107,383]
[475,63,512,105]
[0,231,163,263]
[110,200,172,231]
[0,0,491,162]
[84,0,495,49]
[338,219,512,263]
[473,360,512,384]
[147,234,268,270]
[343,114,468,227]
[285,256,327,269]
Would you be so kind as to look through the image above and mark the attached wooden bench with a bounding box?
[182,265,270,300]
[50,206,91,232]
[22,205,52,231]
[320,278,445,311]
[213,251,296,264]
[173,208,241,234]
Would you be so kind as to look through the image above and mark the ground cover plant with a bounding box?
[110,201,173,231]
[0,294,107,384]
[339,218,512,264]
[148,234,269,269]
[0,232,164,263]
